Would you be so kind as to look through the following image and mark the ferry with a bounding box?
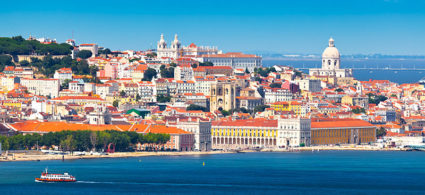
[35,168,76,182]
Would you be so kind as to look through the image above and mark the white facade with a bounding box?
[20,78,60,98]
[138,81,156,102]
[79,44,98,57]
[169,118,212,151]
[174,66,194,81]
[195,78,216,96]
[53,68,72,85]
[157,34,181,59]
[309,38,352,78]
[202,52,262,72]
[264,88,293,104]
[277,118,311,147]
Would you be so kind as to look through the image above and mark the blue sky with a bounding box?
[1,0,424,55]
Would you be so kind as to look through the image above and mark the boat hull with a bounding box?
[35,178,76,182]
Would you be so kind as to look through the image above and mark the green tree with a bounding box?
[187,104,208,112]
[60,79,72,90]
[254,105,270,113]
[335,88,344,92]
[269,83,281,88]
[113,100,119,108]
[157,95,171,103]
[120,90,126,97]
[199,62,213,66]
[77,50,93,59]
[142,68,157,81]
[245,68,250,74]
[19,60,30,66]
[220,109,231,116]
[376,127,387,138]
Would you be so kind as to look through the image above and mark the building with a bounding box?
[264,88,293,103]
[310,119,376,145]
[270,101,302,115]
[53,68,73,85]
[211,118,311,149]
[19,78,60,98]
[157,34,181,59]
[174,65,194,81]
[202,52,262,72]
[210,80,237,112]
[193,66,233,77]
[309,38,353,78]
[79,43,98,57]
[297,79,322,92]
[167,117,212,151]
[182,43,221,56]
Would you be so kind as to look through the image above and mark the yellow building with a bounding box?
[211,118,278,149]
[270,101,301,115]
[311,119,376,145]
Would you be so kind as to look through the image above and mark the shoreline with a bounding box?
[0,151,235,162]
[0,146,413,162]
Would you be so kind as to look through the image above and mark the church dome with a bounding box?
[322,38,340,59]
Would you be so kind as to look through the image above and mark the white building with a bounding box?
[168,117,212,151]
[202,52,262,72]
[157,34,181,59]
[183,43,221,56]
[277,118,311,147]
[79,43,98,57]
[20,78,60,98]
[195,76,217,96]
[175,80,195,94]
[53,68,73,85]
[138,81,156,102]
[309,38,353,78]
[264,88,293,104]
[174,65,194,81]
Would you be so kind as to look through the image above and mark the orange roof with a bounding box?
[212,118,277,128]
[311,119,374,129]
[9,121,191,135]
[51,96,104,101]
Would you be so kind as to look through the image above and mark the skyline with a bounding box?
[1,0,425,55]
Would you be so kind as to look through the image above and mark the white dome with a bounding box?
[322,37,340,59]
[322,47,340,59]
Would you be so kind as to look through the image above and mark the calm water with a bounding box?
[1,151,425,194]
[264,59,425,84]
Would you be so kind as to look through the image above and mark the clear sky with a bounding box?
[1,0,424,55]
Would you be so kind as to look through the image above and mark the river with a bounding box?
[1,151,425,194]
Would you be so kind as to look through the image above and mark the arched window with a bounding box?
[328,60,331,65]
[334,60,337,65]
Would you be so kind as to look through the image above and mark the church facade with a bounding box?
[309,38,353,78]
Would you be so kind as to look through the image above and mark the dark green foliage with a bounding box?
[0,130,170,152]
[352,107,366,114]
[98,48,111,55]
[269,83,281,88]
[335,88,344,92]
[376,127,387,138]
[60,79,72,90]
[368,93,388,105]
[19,60,30,66]
[198,62,213,66]
[256,67,276,77]
[254,105,270,113]
[77,50,92,59]
[146,52,157,58]
[113,100,119,108]
[157,95,171,103]
[0,36,72,55]
[27,55,90,77]
[160,65,174,78]
[187,104,208,112]
[0,54,13,71]
[220,109,231,116]
[142,68,157,81]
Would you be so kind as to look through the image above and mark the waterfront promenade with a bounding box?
[0,145,408,162]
